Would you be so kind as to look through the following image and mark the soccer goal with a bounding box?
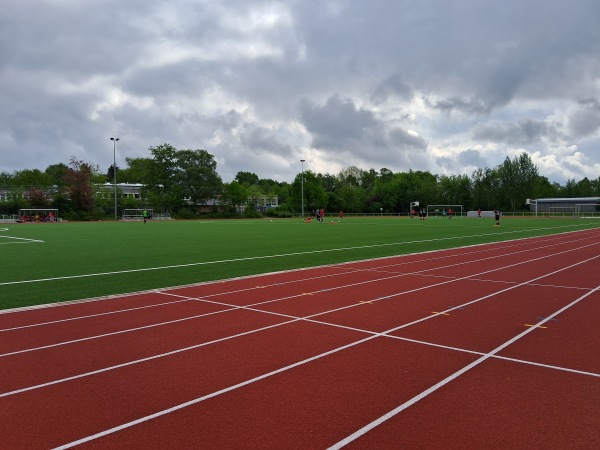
[548,206,576,217]
[426,204,464,218]
[122,209,153,221]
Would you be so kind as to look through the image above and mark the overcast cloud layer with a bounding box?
[2,0,599,184]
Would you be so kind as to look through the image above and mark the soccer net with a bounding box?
[548,206,575,217]
[426,205,464,218]
[122,209,153,221]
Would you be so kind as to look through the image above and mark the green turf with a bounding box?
[1,217,598,310]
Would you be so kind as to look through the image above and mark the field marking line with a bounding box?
[0,228,561,318]
[52,262,600,449]
[384,334,600,378]
[5,234,593,355]
[4,242,597,399]
[2,224,596,287]
[0,235,44,244]
[0,232,594,358]
[0,227,44,243]
[0,232,567,328]
[327,283,600,449]
[0,298,193,332]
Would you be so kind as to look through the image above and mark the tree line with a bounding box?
[1,143,599,219]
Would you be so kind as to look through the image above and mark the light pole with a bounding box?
[110,137,119,220]
[300,159,305,217]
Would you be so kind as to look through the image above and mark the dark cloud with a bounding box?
[371,74,414,104]
[1,0,599,183]
[568,97,600,137]
[298,95,377,149]
[471,119,561,146]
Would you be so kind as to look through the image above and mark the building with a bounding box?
[527,197,600,214]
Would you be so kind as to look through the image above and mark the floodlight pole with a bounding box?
[300,159,305,217]
[110,137,119,220]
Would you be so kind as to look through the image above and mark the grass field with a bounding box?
[1,216,599,311]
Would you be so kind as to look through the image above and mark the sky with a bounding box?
[1,0,599,184]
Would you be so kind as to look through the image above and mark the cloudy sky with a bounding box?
[2,0,599,184]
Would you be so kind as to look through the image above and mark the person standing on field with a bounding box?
[143,209,148,224]
[494,209,500,227]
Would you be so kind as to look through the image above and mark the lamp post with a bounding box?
[110,137,119,220]
[300,159,305,217]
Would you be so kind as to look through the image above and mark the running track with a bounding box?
[1,229,599,449]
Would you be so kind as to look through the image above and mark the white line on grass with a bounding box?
[1,224,596,287]
[3,234,595,355]
[3,243,597,398]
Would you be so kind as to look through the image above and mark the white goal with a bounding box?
[122,209,153,221]
[426,204,464,218]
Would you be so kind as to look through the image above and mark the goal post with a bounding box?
[122,209,153,221]
[548,206,575,217]
[426,204,464,218]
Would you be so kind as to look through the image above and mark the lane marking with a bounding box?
[328,284,600,449]
[536,316,559,322]
[3,224,597,287]
[5,237,597,356]
[48,259,600,448]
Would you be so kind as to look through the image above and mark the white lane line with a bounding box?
[2,224,596,287]
[5,245,598,397]
[53,279,600,449]
[327,284,600,449]
[4,235,595,356]
[0,230,555,319]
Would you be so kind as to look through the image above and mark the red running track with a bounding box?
[1,229,599,449]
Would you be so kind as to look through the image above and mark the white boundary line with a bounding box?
[327,285,600,449]
[2,233,595,355]
[2,225,597,316]
[3,240,596,395]
[1,224,597,288]
[0,230,577,328]
[52,258,600,449]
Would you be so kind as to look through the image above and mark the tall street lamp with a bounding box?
[300,159,305,217]
[110,137,119,220]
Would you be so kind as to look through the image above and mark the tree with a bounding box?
[45,163,68,187]
[177,149,222,206]
[438,174,472,207]
[12,169,52,187]
[63,157,97,212]
[337,185,367,213]
[118,157,153,183]
[27,188,50,208]
[234,171,260,186]
[142,144,222,212]
[471,167,500,210]
[222,181,248,212]
[291,170,327,213]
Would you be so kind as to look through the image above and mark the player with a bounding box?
[494,209,500,227]
[143,209,148,224]
[448,208,453,220]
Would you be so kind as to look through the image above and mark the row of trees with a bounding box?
[1,144,599,219]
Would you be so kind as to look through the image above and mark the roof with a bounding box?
[533,197,600,202]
